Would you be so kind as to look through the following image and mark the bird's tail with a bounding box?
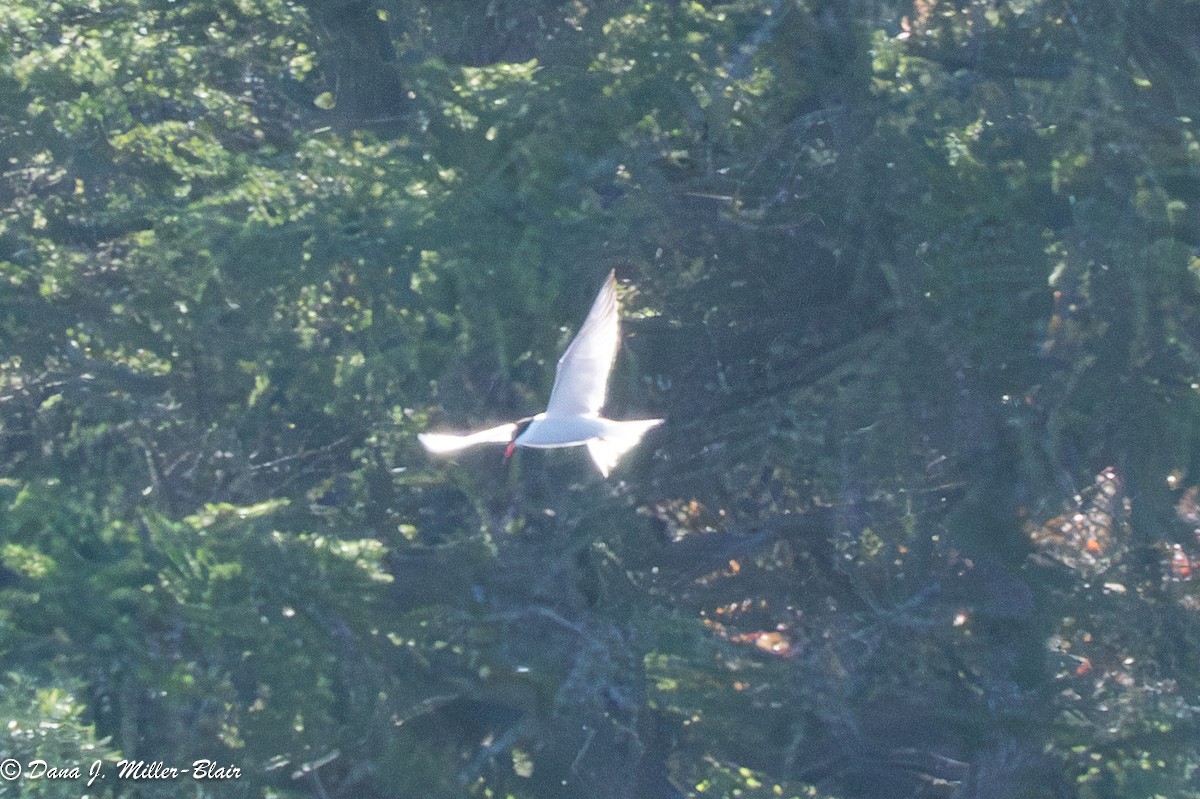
[587,419,663,477]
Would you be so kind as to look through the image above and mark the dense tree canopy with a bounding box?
[2,1,1200,797]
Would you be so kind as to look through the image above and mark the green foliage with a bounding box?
[2,0,1200,797]
[0,674,120,798]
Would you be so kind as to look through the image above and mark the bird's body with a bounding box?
[512,413,607,447]
[418,270,662,477]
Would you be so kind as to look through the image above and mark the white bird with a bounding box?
[418,270,663,477]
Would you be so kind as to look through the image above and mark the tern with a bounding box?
[418,270,663,477]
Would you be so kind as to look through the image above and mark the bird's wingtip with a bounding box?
[586,418,663,477]
[417,432,459,453]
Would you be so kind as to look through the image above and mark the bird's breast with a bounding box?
[515,415,607,448]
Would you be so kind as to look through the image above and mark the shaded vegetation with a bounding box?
[2,0,1200,797]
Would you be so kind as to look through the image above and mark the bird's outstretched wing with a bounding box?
[418,423,517,453]
[586,418,663,477]
[545,270,619,418]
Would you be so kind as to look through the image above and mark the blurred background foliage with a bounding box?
[2,0,1200,797]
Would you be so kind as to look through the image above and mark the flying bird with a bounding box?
[419,270,663,477]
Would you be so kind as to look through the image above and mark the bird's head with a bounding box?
[505,417,535,461]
